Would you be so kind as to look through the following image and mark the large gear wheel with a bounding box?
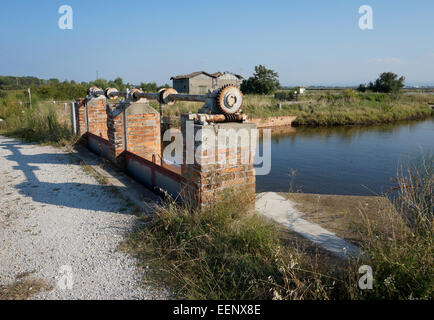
[216,84,243,115]
[158,88,178,105]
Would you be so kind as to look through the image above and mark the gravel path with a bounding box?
[0,136,167,299]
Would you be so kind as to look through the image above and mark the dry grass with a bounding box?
[0,275,52,300]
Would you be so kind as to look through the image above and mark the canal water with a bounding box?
[256,117,434,196]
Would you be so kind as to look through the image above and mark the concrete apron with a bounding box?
[255,192,361,259]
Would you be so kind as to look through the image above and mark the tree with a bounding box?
[240,65,280,94]
[140,82,158,92]
[110,77,125,90]
[373,72,405,94]
[360,72,405,94]
[357,84,367,92]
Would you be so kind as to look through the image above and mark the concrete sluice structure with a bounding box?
[72,85,257,208]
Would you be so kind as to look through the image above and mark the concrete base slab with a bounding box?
[255,192,360,259]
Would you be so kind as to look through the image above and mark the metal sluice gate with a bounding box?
[86,84,247,125]
[80,84,250,199]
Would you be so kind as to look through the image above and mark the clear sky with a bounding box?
[1,0,433,86]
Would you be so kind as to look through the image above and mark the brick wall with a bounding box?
[125,108,161,164]
[107,107,125,166]
[106,100,161,167]
[181,115,257,209]
[86,96,108,139]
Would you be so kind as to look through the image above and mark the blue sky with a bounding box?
[0,0,433,86]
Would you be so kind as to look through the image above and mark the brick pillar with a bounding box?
[181,114,257,209]
[86,96,108,139]
[107,106,125,167]
[75,99,87,136]
[107,99,161,168]
[124,101,161,164]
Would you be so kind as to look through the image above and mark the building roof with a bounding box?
[171,71,243,80]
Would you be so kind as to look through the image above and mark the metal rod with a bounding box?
[106,91,126,98]
[134,92,160,100]
[167,93,208,102]
[133,91,208,103]
[92,90,105,97]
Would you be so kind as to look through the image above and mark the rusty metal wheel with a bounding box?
[216,85,243,115]
[158,88,178,105]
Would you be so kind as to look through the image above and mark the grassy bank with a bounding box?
[243,91,433,126]
[124,154,433,300]
[157,91,433,127]
[123,190,343,300]
[2,89,432,131]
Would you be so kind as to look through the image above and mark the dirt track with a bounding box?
[0,136,166,299]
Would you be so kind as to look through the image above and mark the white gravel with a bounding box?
[0,136,167,299]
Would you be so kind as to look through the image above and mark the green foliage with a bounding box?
[0,75,170,101]
[274,91,295,101]
[0,76,41,90]
[360,72,406,94]
[140,82,158,92]
[33,82,87,100]
[357,84,367,92]
[241,65,280,94]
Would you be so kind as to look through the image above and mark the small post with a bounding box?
[70,102,77,135]
[27,88,32,108]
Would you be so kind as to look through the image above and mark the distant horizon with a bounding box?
[2,73,434,89]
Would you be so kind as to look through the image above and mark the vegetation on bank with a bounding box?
[124,154,433,300]
[2,72,433,128]
[160,91,433,126]
[0,96,76,146]
[0,75,168,101]
[248,91,433,126]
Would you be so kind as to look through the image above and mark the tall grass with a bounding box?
[125,155,433,300]
[123,189,343,300]
[241,92,433,125]
[0,103,77,146]
[154,92,433,126]
[351,153,433,299]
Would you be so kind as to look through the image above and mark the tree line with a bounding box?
[1,69,406,100]
[0,76,170,100]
